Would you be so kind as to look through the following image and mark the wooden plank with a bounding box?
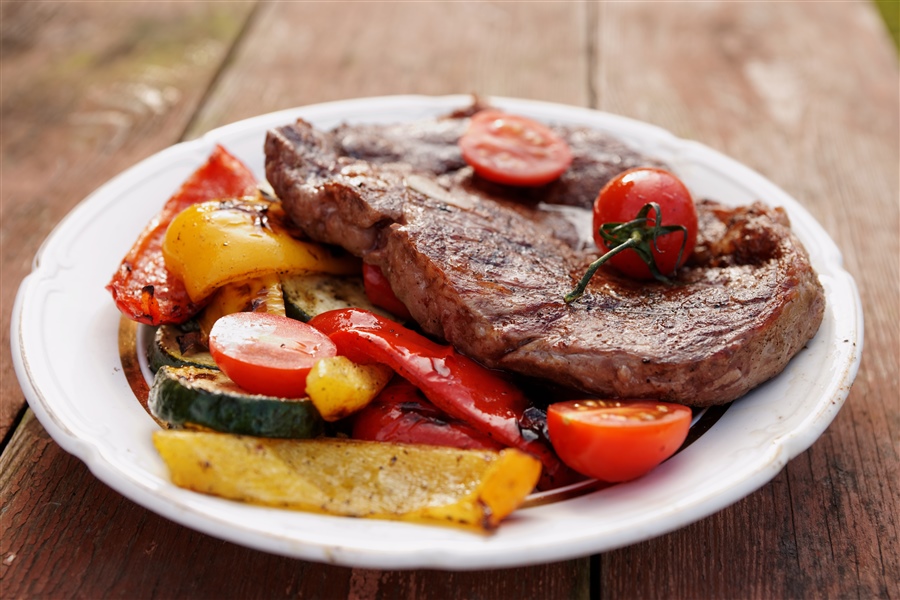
[0,0,257,440]
[184,0,592,138]
[592,2,899,598]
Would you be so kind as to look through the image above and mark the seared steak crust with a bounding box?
[265,118,825,406]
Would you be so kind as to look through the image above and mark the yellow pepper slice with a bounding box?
[162,198,360,302]
[197,274,287,343]
[153,430,541,530]
[305,356,394,421]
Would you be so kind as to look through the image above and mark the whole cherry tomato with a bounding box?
[592,167,698,280]
[459,111,573,187]
[547,399,691,482]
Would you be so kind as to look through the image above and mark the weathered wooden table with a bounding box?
[2,2,897,598]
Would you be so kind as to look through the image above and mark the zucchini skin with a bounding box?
[148,324,217,373]
[282,273,387,322]
[149,366,324,439]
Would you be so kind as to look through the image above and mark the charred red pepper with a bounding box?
[308,308,580,489]
[352,380,505,451]
[106,145,258,325]
[362,263,413,320]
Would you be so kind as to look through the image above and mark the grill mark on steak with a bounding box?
[265,117,825,407]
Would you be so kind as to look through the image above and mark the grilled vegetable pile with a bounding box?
[108,145,553,531]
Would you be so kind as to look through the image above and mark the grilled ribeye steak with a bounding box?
[265,118,825,406]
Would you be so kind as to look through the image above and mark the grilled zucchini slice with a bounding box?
[148,324,217,373]
[149,366,324,439]
[281,273,389,322]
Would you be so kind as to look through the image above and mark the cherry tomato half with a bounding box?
[208,312,336,398]
[459,111,573,187]
[547,399,691,483]
[593,167,698,280]
[362,263,412,320]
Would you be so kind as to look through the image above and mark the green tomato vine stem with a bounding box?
[564,202,688,304]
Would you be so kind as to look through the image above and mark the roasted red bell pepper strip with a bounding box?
[106,145,258,325]
[362,263,413,321]
[352,380,505,451]
[308,308,580,489]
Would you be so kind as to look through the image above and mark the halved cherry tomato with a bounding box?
[208,312,336,398]
[352,381,505,451]
[459,111,573,187]
[362,263,412,320]
[547,399,692,482]
[593,167,698,280]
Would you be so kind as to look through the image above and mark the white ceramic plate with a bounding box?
[11,95,863,570]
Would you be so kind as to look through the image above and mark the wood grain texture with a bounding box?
[184,1,591,138]
[2,0,897,598]
[0,0,258,441]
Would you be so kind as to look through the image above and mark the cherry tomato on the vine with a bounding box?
[593,167,698,280]
[459,111,573,187]
[208,312,336,398]
[547,399,692,483]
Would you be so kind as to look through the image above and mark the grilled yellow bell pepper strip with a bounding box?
[305,356,394,422]
[196,274,287,344]
[153,430,541,531]
[162,198,360,303]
